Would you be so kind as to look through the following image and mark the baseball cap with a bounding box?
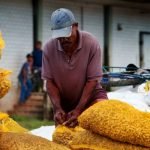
[50,8,76,39]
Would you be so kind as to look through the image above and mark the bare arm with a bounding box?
[64,80,97,127]
[75,80,97,112]
[46,80,61,110]
[46,80,66,125]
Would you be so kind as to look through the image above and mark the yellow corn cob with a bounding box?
[78,100,150,148]
[0,132,71,150]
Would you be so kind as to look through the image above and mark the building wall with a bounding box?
[110,7,150,68]
[0,0,33,111]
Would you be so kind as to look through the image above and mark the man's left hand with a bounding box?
[63,109,81,127]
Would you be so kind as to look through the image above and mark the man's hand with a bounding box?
[63,109,81,127]
[54,109,66,125]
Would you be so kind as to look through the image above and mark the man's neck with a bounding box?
[63,31,79,55]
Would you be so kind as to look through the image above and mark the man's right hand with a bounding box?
[54,110,66,125]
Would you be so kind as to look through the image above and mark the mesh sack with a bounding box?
[71,144,107,150]
[0,132,70,150]
[78,100,150,147]
[70,130,149,150]
[52,125,84,147]
[0,68,12,99]
[0,112,28,133]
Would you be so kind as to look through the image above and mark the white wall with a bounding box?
[0,0,33,111]
[0,0,33,85]
[110,7,150,68]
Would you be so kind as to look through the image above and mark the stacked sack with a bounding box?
[53,100,150,150]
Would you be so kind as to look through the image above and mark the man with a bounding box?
[32,41,43,92]
[42,8,108,127]
[32,41,43,69]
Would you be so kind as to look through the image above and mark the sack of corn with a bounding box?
[52,125,84,147]
[70,129,149,150]
[78,100,150,147]
[71,144,106,150]
[0,112,28,133]
[0,132,70,150]
[0,68,12,99]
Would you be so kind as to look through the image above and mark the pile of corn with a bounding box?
[0,32,12,99]
[78,100,150,148]
[0,68,12,99]
[0,132,71,150]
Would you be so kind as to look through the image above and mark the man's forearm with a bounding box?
[75,80,97,112]
[46,80,62,111]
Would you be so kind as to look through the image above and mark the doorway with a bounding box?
[139,32,150,68]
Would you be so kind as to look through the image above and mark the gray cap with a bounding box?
[50,8,76,38]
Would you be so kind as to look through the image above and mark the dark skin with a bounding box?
[46,23,97,127]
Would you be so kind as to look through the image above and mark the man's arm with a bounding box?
[46,80,66,125]
[75,80,97,112]
[64,80,97,127]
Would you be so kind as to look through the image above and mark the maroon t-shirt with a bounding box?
[42,31,107,112]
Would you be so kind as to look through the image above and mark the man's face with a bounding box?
[27,56,33,63]
[36,43,42,49]
[57,24,78,51]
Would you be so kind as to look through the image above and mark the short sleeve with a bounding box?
[41,44,53,80]
[87,44,102,81]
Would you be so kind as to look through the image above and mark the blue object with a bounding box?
[18,62,33,103]
[32,49,43,68]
